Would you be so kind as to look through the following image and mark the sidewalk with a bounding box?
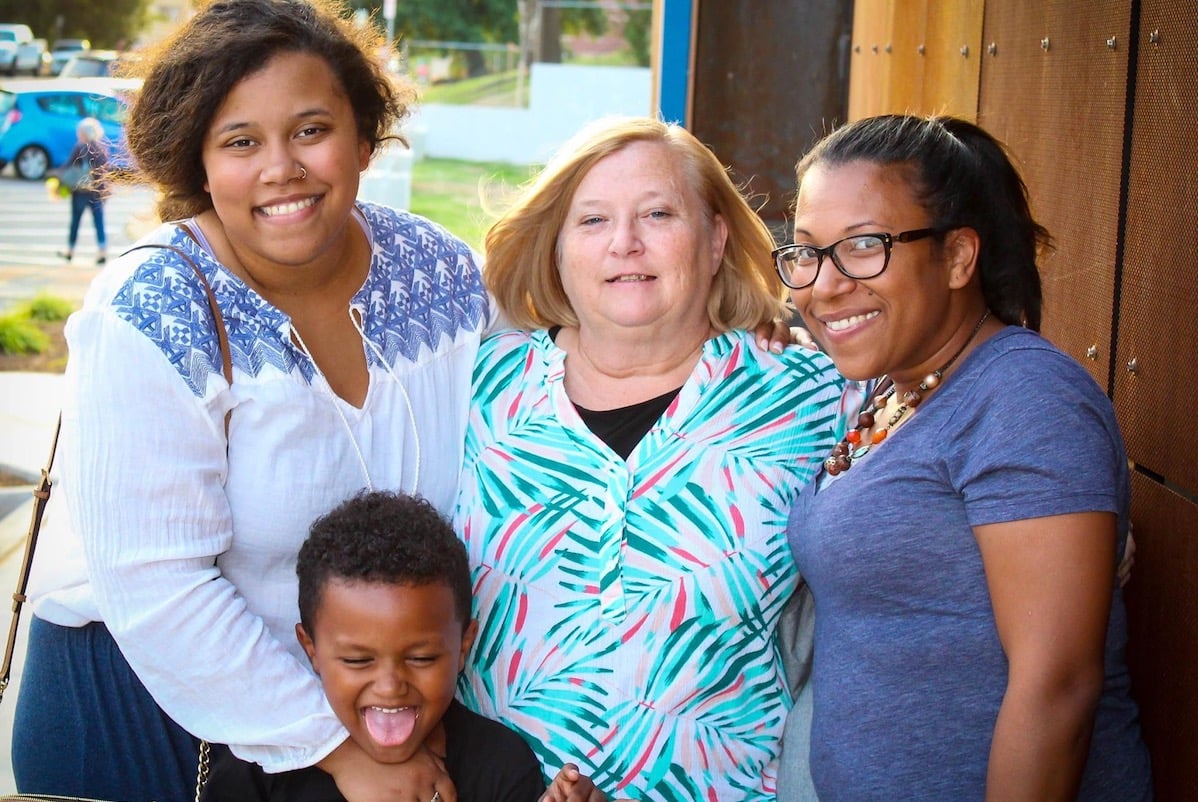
[0,372,64,556]
[0,262,102,315]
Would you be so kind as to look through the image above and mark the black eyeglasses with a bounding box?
[772,226,959,290]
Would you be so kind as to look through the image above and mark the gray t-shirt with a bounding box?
[787,326,1152,800]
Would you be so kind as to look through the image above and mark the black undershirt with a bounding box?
[551,327,683,460]
[574,387,681,460]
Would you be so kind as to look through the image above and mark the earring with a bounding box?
[297,164,307,180]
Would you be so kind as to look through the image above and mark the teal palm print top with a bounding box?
[456,328,846,801]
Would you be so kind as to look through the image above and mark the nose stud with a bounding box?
[297,164,307,180]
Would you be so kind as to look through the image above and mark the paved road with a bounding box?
[0,170,158,313]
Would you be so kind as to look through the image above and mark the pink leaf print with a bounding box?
[507,649,522,687]
[516,592,528,633]
[618,722,665,790]
[671,581,687,631]
[621,613,650,644]
[539,527,569,559]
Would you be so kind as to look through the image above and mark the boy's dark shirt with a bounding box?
[202,700,546,802]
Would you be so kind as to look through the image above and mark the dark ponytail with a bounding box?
[795,115,1048,330]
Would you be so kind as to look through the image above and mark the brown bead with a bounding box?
[832,442,850,457]
[825,457,841,475]
[857,411,875,428]
[835,454,852,471]
[903,389,923,407]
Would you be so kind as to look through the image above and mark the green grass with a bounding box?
[420,70,524,107]
[20,293,74,322]
[411,157,538,251]
[0,313,51,355]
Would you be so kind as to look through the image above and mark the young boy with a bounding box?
[203,491,603,802]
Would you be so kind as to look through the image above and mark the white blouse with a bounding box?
[29,203,492,772]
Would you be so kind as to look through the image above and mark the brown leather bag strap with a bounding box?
[0,413,61,704]
[122,235,233,436]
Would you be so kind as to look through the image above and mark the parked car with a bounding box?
[0,77,139,179]
[58,49,126,78]
[14,38,49,76]
[0,23,34,75]
[46,38,90,76]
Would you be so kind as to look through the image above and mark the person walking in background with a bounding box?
[779,114,1153,800]
[57,117,109,265]
[11,1,492,800]
[455,116,850,800]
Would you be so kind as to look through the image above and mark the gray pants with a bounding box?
[776,582,819,801]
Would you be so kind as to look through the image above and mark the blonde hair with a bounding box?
[77,117,104,142]
[484,116,786,330]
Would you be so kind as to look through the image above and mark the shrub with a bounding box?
[0,314,51,355]
[21,293,75,322]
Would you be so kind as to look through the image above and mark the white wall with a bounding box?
[412,62,653,166]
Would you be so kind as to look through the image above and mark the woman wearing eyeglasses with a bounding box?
[777,115,1152,800]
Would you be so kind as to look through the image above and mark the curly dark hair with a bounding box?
[794,115,1050,331]
[123,0,414,221]
[296,491,472,635]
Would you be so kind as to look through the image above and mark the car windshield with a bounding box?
[61,57,114,77]
[0,90,14,115]
[0,32,17,42]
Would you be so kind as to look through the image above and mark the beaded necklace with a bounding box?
[824,309,991,476]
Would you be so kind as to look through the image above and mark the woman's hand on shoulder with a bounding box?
[541,763,607,802]
[318,737,456,802]
[753,320,820,353]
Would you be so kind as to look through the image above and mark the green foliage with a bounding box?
[0,0,149,48]
[623,8,650,67]
[561,7,606,38]
[411,157,536,251]
[0,314,50,356]
[21,293,74,323]
[420,69,522,106]
[355,0,519,44]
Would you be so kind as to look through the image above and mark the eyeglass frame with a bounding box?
[772,226,961,290]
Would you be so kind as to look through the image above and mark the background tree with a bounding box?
[351,0,516,76]
[623,6,650,67]
[353,0,610,73]
[0,0,149,48]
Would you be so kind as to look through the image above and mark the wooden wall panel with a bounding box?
[1112,4,1198,493]
[977,2,1130,388]
[847,0,981,120]
[847,0,898,119]
[690,0,853,227]
[1125,473,1198,799]
[922,0,983,118]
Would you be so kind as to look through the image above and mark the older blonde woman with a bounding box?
[455,117,850,800]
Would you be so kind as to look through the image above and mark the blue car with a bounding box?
[0,77,138,180]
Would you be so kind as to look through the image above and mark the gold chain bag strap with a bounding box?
[0,233,231,802]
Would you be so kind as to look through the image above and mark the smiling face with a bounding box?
[790,160,974,385]
[200,50,370,274]
[556,140,727,339]
[297,579,477,765]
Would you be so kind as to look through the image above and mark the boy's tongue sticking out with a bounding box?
[363,706,418,747]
